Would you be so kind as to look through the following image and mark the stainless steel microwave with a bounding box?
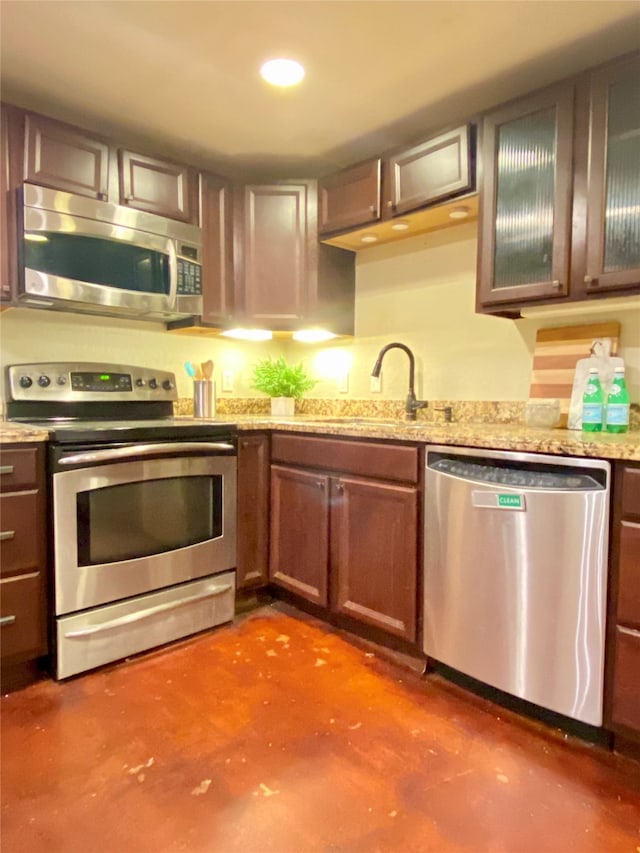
[18,183,203,321]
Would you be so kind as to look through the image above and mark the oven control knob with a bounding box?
[38,375,51,388]
[57,376,67,386]
[162,379,174,391]
[135,378,145,387]
[148,378,158,390]
[19,376,33,389]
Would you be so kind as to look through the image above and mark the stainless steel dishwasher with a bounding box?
[423,445,610,726]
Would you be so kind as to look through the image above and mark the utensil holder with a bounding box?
[193,380,215,419]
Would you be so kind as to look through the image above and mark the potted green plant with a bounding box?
[251,356,317,416]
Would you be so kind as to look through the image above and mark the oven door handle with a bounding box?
[58,441,235,466]
[63,583,234,638]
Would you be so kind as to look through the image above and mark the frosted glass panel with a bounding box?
[604,76,640,272]
[493,108,556,288]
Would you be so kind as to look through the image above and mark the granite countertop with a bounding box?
[1,415,638,461]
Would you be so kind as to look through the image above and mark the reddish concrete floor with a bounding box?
[2,605,639,853]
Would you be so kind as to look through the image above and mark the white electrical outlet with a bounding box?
[338,371,349,393]
[222,370,233,392]
[370,373,382,393]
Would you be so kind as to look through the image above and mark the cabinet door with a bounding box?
[234,182,313,329]
[583,54,640,294]
[200,172,234,324]
[331,475,417,641]
[24,113,110,200]
[269,465,329,606]
[118,149,198,223]
[237,435,270,590]
[1,103,11,303]
[318,159,381,234]
[611,626,640,732]
[477,84,575,307]
[385,125,472,217]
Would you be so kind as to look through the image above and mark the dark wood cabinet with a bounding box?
[319,159,381,234]
[1,104,24,304]
[477,52,640,313]
[269,434,420,642]
[607,462,640,745]
[24,112,110,200]
[331,475,417,640]
[118,149,199,224]
[236,434,270,590]
[0,444,48,689]
[270,465,329,606]
[200,172,234,325]
[318,126,473,239]
[232,180,355,334]
[384,125,473,218]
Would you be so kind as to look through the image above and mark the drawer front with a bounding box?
[271,434,419,483]
[611,626,640,733]
[0,572,47,663]
[621,466,640,518]
[0,492,40,577]
[617,520,640,627]
[0,447,39,492]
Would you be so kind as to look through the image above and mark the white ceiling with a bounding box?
[1,1,639,180]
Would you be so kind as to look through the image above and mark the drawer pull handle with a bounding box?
[0,615,16,627]
[618,626,640,640]
[0,530,15,541]
[0,466,15,475]
[64,583,233,638]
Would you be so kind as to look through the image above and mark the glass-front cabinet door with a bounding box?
[584,54,640,294]
[477,84,575,308]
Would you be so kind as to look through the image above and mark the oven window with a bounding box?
[76,476,222,566]
[24,233,170,295]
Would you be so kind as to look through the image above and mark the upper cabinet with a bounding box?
[199,171,234,326]
[318,124,475,246]
[21,111,199,223]
[118,149,199,224]
[230,180,355,334]
[24,113,110,201]
[477,52,640,313]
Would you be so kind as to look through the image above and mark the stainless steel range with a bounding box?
[6,362,237,679]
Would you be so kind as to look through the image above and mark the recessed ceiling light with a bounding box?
[449,206,470,220]
[361,234,378,244]
[220,328,273,341]
[391,220,410,231]
[24,233,49,242]
[260,58,305,87]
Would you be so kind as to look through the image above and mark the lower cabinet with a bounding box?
[607,462,640,745]
[0,443,48,688]
[236,434,270,590]
[269,434,420,643]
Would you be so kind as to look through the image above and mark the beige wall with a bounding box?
[298,223,640,403]
[1,221,639,404]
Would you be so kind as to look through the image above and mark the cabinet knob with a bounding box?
[125,195,133,203]
[552,280,561,289]
[316,480,325,490]
[386,200,394,209]
[369,204,376,213]
[98,192,108,202]
[335,482,344,493]
[584,275,598,286]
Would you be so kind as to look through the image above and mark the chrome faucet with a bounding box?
[371,342,428,421]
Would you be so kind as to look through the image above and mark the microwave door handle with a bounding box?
[58,442,235,466]
[168,239,178,308]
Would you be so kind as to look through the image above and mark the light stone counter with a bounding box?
[1,416,638,460]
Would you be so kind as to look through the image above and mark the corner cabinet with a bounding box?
[269,434,420,643]
[607,462,640,751]
[0,443,48,690]
[477,52,640,313]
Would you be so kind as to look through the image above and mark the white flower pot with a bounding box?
[271,397,295,417]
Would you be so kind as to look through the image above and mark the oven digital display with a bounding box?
[70,372,133,392]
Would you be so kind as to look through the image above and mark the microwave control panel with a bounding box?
[176,258,202,296]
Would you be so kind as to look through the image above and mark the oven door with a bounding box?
[52,443,237,616]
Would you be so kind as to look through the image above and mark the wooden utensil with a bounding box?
[201,360,214,380]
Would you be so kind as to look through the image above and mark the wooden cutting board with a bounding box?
[529,322,621,426]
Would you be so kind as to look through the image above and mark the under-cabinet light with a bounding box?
[361,234,378,243]
[390,220,410,231]
[292,330,338,343]
[448,206,471,220]
[24,233,49,242]
[260,58,305,87]
[220,328,273,341]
